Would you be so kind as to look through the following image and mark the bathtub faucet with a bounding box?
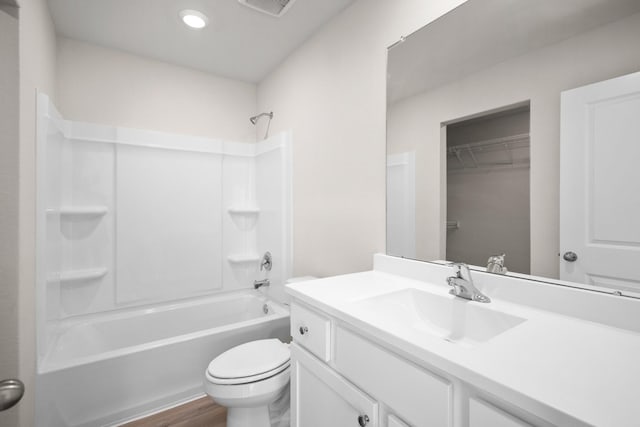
[254,278,270,290]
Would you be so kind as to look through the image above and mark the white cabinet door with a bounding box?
[291,343,378,427]
[334,326,452,427]
[469,398,531,427]
[388,414,410,427]
[560,71,640,293]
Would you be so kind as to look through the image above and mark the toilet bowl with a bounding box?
[205,277,316,426]
[204,339,291,427]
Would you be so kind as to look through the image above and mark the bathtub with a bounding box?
[35,290,290,427]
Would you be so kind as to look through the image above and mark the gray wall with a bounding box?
[446,110,531,273]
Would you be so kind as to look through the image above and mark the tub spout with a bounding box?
[254,278,270,289]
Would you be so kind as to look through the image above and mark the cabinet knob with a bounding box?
[563,251,578,262]
[299,326,309,335]
[358,414,370,426]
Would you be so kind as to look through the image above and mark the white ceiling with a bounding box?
[47,0,355,83]
[388,0,640,104]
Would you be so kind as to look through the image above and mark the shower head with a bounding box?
[250,112,273,125]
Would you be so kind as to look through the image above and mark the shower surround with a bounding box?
[35,94,292,426]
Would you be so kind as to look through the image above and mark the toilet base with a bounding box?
[227,405,271,427]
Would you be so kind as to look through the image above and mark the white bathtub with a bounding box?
[36,290,290,427]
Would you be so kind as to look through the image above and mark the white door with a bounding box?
[0,3,25,424]
[560,71,640,294]
[386,152,416,259]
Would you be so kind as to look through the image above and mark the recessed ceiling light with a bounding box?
[180,10,209,29]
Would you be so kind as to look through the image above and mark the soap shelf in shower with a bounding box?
[227,254,261,264]
[228,207,261,215]
[47,267,108,284]
[46,206,108,218]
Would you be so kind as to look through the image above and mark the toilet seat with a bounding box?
[207,360,290,385]
[204,366,291,407]
[204,339,292,427]
[206,339,290,385]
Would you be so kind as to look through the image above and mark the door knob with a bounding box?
[358,414,370,426]
[0,379,24,411]
[563,251,578,262]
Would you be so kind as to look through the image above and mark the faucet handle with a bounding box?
[487,253,507,274]
[446,262,467,277]
[447,276,467,297]
[260,251,272,271]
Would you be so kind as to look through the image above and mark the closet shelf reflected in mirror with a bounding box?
[447,133,530,172]
[446,221,460,231]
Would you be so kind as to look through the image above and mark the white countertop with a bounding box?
[286,265,640,427]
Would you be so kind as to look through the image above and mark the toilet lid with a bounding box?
[207,339,290,380]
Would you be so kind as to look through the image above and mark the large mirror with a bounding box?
[386,0,640,297]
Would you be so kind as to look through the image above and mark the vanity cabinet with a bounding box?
[469,398,532,427]
[290,303,331,361]
[290,301,551,427]
[334,326,452,426]
[387,415,410,427]
[292,343,378,427]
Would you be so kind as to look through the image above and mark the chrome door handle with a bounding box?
[0,379,24,411]
[563,251,578,262]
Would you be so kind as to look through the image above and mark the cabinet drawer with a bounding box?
[335,326,452,427]
[292,343,378,427]
[291,303,331,361]
[469,398,532,427]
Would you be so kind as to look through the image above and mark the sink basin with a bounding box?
[350,288,525,347]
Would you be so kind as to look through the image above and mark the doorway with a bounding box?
[0,3,22,425]
[445,105,531,274]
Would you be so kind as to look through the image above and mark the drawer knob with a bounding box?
[299,326,309,335]
[358,414,370,426]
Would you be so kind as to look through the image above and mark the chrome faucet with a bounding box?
[446,263,491,303]
[254,278,270,290]
[487,253,507,275]
[255,252,272,290]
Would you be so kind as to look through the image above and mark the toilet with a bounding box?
[204,276,316,427]
[205,339,291,427]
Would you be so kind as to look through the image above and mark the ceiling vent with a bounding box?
[238,0,298,17]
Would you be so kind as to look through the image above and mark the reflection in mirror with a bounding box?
[445,104,530,275]
[386,0,640,296]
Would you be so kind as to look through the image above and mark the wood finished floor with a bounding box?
[121,397,226,427]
